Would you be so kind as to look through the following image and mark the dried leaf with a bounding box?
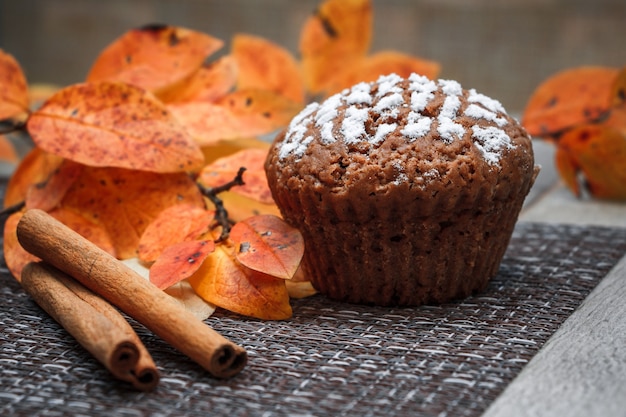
[138,204,214,263]
[156,55,237,104]
[325,50,440,94]
[49,207,116,256]
[300,0,372,94]
[170,89,301,145]
[25,159,84,212]
[0,134,18,163]
[87,24,223,93]
[199,148,273,204]
[210,191,282,224]
[555,124,626,200]
[188,243,292,320]
[122,258,216,320]
[522,66,619,138]
[202,137,271,165]
[4,148,63,208]
[3,212,38,281]
[214,88,302,135]
[0,49,29,120]
[168,101,245,146]
[611,66,626,107]
[149,239,215,289]
[60,166,205,259]
[229,215,304,280]
[285,280,318,299]
[164,280,216,320]
[26,81,205,172]
[232,34,305,103]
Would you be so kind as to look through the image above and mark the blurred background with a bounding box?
[0,0,624,115]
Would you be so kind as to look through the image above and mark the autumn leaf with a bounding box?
[199,148,273,204]
[156,55,237,104]
[138,203,214,263]
[212,191,281,224]
[25,159,84,212]
[188,242,292,320]
[229,215,304,280]
[59,166,205,259]
[26,81,205,172]
[3,148,64,208]
[201,137,270,165]
[169,88,301,145]
[611,66,626,107]
[232,33,305,104]
[87,24,223,93]
[324,50,441,94]
[149,239,215,289]
[3,212,38,281]
[0,134,18,163]
[0,49,29,120]
[300,0,372,94]
[48,207,116,256]
[522,66,619,138]
[555,123,626,200]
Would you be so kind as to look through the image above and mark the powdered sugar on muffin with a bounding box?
[277,73,523,167]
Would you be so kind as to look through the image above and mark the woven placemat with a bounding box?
[1,221,626,417]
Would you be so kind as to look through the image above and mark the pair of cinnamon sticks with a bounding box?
[16,209,247,391]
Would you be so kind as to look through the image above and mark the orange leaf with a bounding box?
[0,49,29,120]
[149,239,215,289]
[170,89,301,145]
[229,215,304,280]
[86,24,223,93]
[232,34,305,104]
[214,88,302,135]
[299,0,372,94]
[4,148,63,208]
[188,243,292,320]
[202,137,271,165]
[3,212,38,281]
[0,134,18,163]
[611,66,626,107]
[214,191,282,224]
[555,124,626,200]
[49,207,116,256]
[324,50,441,95]
[522,66,619,138]
[199,148,273,204]
[138,204,214,263]
[156,55,237,104]
[26,81,205,172]
[168,101,245,146]
[60,166,205,259]
[25,159,84,212]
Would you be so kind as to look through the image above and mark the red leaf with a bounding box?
[149,239,215,289]
[26,81,205,172]
[229,215,304,280]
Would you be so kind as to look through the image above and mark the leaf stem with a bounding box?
[197,167,246,242]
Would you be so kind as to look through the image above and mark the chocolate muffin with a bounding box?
[265,73,538,306]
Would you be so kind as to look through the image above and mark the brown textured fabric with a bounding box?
[265,74,538,305]
[2,221,626,416]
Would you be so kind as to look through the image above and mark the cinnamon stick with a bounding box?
[21,261,159,391]
[17,209,247,379]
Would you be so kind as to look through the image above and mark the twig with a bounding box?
[197,167,246,242]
